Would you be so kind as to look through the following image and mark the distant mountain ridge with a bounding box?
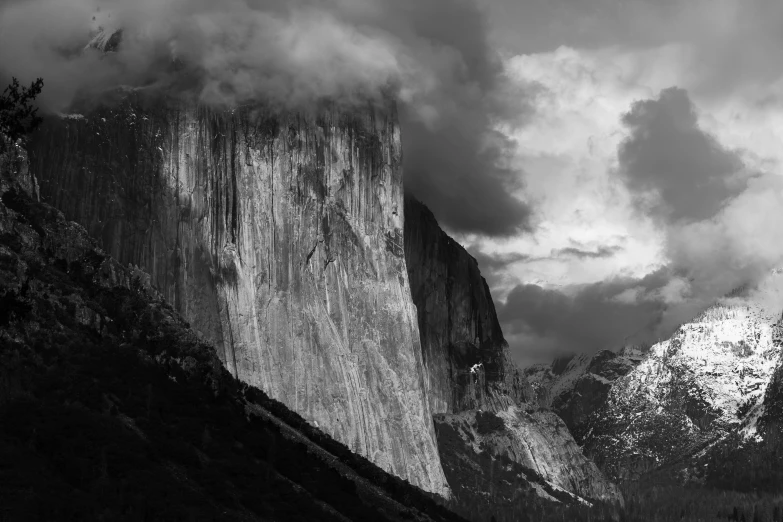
[524,346,647,438]
[527,272,783,486]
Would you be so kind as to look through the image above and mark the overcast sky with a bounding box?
[3,0,783,368]
[458,0,783,366]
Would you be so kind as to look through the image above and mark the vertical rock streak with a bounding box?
[28,95,449,496]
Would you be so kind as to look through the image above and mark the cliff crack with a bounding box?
[323,254,337,272]
[304,239,323,267]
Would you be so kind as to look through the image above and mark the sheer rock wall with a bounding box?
[28,95,449,496]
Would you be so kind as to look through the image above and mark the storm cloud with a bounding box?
[0,0,531,236]
[498,272,668,360]
[618,88,783,322]
[618,87,745,223]
[499,85,783,365]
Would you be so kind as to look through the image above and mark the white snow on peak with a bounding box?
[739,403,766,442]
[608,268,783,429]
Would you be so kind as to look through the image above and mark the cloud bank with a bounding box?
[496,84,783,363]
[499,272,668,359]
[0,0,531,236]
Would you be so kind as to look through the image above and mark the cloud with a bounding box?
[664,172,783,305]
[468,248,530,289]
[617,87,745,223]
[495,74,783,365]
[613,87,783,331]
[402,109,533,237]
[552,245,623,259]
[471,249,530,272]
[0,0,532,237]
[486,0,783,98]
[498,272,668,363]
[0,0,411,110]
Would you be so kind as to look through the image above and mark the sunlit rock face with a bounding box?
[27,94,450,496]
[580,274,783,481]
[404,195,528,414]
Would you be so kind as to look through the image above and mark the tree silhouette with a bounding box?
[0,77,44,146]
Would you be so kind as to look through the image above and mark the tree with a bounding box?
[0,77,44,145]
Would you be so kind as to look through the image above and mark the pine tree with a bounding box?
[0,77,43,146]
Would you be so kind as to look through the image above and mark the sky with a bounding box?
[3,0,783,367]
[465,0,783,365]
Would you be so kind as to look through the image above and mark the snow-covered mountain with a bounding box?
[524,346,646,440]
[528,270,783,483]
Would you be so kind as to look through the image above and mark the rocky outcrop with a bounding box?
[523,347,645,441]
[434,406,622,522]
[0,141,467,521]
[27,94,449,496]
[403,196,623,515]
[404,196,527,414]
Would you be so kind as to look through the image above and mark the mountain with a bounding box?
[404,196,622,520]
[21,27,624,516]
[523,346,647,441]
[530,274,783,485]
[27,92,450,496]
[0,139,467,521]
[26,93,622,519]
[403,195,527,414]
[584,277,783,482]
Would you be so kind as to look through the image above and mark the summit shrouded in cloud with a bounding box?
[0,0,531,237]
[4,0,783,366]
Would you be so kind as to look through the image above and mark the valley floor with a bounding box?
[621,483,783,522]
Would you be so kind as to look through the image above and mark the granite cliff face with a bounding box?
[27,94,449,496]
[404,195,527,414]
[27,86,622,512]
[0,140,466,521]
